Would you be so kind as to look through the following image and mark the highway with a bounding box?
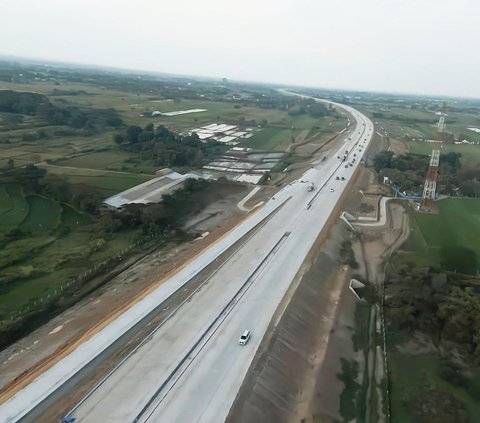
[0,98,373,422]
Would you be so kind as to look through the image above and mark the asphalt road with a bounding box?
[0,98,373,423]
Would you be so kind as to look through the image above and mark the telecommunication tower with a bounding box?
[420,149,441,210]
[436,102,448,132]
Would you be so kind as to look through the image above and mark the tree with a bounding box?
[114,134,125,145]
[106,116,123,127]
[193,150,204,168]
[138,131,154,143]
[126,125,143,143]
[373,151,394,172]
[156,125,172,140]
[443,152,462,169]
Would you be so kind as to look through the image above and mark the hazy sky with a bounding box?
[2,0,479,97]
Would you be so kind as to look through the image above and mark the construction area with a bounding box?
[204,147,285,174]
[188,123,256,144]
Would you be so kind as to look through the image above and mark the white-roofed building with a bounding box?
[103,171,198,209]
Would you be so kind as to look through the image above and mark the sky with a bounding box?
[1,0,479,98]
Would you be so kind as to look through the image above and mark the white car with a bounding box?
[238,330,251,345]
[330,188,335,192]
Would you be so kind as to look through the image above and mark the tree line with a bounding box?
[374,150,480,197]
[1,164,215,242]
[0,90,123,132]
[114,124,225,168]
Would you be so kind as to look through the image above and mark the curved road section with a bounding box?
[0,97,373,422]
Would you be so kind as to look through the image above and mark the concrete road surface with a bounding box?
[0,98,373,423]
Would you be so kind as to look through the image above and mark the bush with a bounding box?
[439,360,469,388]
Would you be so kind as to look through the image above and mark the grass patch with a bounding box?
[61,204,93,227]
[353,302,371,352]
[393,199,480,272]
[0,184,143,321]
[0,185,29,231]
[40,165,153,196]
[338,358,361,421]
[20,195,62,234]
[389,352,480,422]
[240,127,294,150]
[55,150,136,170]
[406,141,480,167]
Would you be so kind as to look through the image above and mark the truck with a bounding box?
[307,182,315,192]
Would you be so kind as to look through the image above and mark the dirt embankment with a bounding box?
[227,164,412,423]
[227,223,356,423]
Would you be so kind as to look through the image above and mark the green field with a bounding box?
[55,150,135,169]
[389,198,480,421]
[0,129,120,167]
[40,165,153,196]
[393,198,480,272]
[0,185,29,230]
[0,78,345,156]
[406,140,480,167]
[357,101,480,150]
[20,196,62,233]
[240,128,294,150]
[0,187,143,319]
[389,353,480,422]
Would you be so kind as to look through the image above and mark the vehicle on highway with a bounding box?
[345,164,348,168]
[238,330,251,345]
[306,182,315,191]
[341,176,345,180]
[330,188,335,192]
[335,176,339,180]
